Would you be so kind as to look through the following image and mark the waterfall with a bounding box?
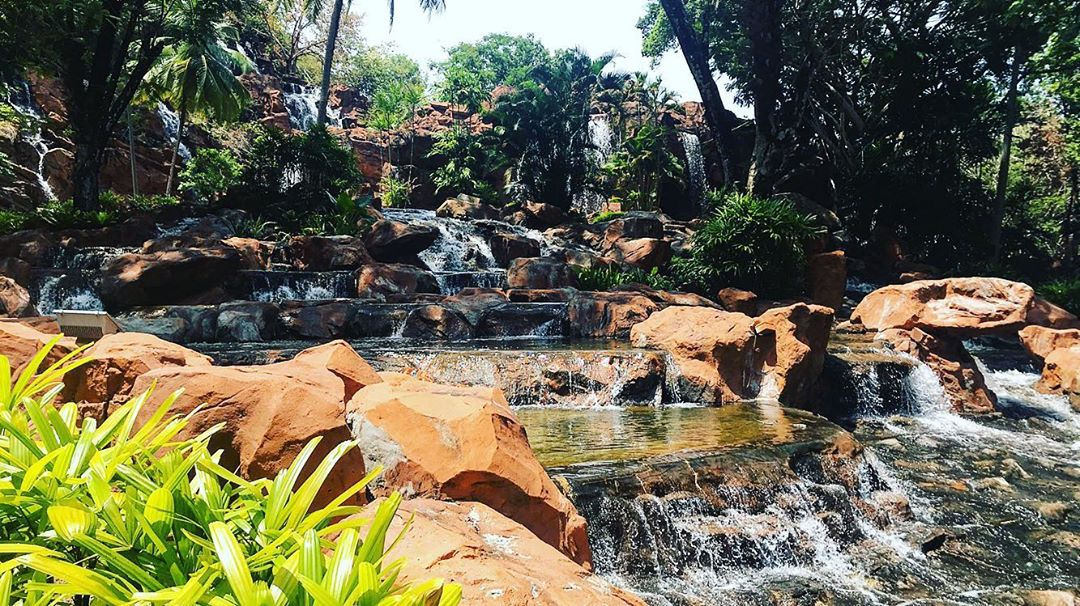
[156,103,191,161]
[30,270,104,315]
[282,83,341,131]
[243,271,355,302]
[572,114,617,215]
[679,132,707,211]
[5,80,57,201]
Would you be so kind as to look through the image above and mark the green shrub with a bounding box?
[673,191,818,298]
[179,147,243,203]
[599,123,683,212]
[0,209,30,234]
[589,210,624,224]
[428,123,504,204]
[233,126,361,214]
[378,174,415,208]
[1039,278,1080,315]
[0,339,462,606]
[37,198,115,229]
[574,265,676,292]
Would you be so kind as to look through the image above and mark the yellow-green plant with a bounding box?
[0,338,461,606]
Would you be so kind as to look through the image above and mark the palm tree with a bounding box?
[148,0,252,195]
[315,0,446,127]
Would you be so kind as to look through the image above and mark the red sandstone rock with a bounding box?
[288,235,372,271]
[222,237,275,270]
[630,303,833,406]
[371,498,644,606]
[1037,346,1080,411]
[436,196,500,220]
[99,247,241,309]
[0,320,76,370]
[0,276,37,317]
[507,257,577,290]
[67,333,212,414]
[132,341,380,506]
[345,375,592,567]
[717,287,760,315]
[806,251,847,310]
[1019,326,1080,362]
[355,263,439,301]
[851,278,1079,336]
[613,237,672,270]
[878,328,996,414]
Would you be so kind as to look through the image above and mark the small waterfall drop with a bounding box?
[572,114,616,215]
[282,83,341,131]
[244,270,355,302]
[679,131,707,211]
[5,80,57,200]
[156,103,191,160]
[30,270,104,315]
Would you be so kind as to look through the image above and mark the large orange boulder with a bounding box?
[851,278,1078,336]
[1019,325,1080,362]
[132,341,380,505]
[99,247,241,309]
[345,375,592,567]
[373,499,645,606]
[0,320,75,370]
[629,303,833,406]
[879,328,996,414]
[1037,346,1080,411]
[66,333,213,415]
[806,250,847,310]
[0,276,37,318]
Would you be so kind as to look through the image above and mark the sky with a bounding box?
[355,0,747,115]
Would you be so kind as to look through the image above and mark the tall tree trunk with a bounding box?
[658,0,739,190]
[316,0,345,127]
[1063,166,1078,271]
[990,46,1024,263]
[127,109,139,197]
[745,0,783,198]
[72,143,104,212]
[165,106,188,196]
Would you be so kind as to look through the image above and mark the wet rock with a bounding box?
[287,235,373,271]
[346,375,592,567]
[401,304,473,341]
[476,302,566,338]
[851,278,1079,336]
[490,232,541,267]
[612,237,671,270]
[1035,502,1072,523]
[436,194,500,220]
[1020,325,1080,362]
[132,341,378,506]
[364,219,438,263]
[507,257,577,290]
[973,476,1013,492]
[222,237,274,270]
[1038,346,1080,411]
[631,304,833,406]
[806,251,847,310]
[0,229,57,265]
[506,288,571,303]
[99,247,241,310]
[879,327,997,414]
[717,287,759,315]
[1023,590,1078,606]
[567,290,659,338]
[216,301,279,342]
[280,301,359,340]
[0,276,37,317]
[601,212,664,249]
[368,499,644,605]
[65,333,212,416]
[355,263,440,301]
[502,201,568,229]
[0,257,32,286]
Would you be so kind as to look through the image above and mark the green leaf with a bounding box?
[209,522,259,606]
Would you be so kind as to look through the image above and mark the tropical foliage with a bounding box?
[0,340,462,606]
[671,191,818,297]
[179,148,244,203]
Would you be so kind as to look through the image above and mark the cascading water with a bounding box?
[572,114,617,215]
[679,131,707,212]
[156,103,191,161]
[242,270,355,302]
[29,270,104,315]
[5,80,57,200]
[282,82,341,131]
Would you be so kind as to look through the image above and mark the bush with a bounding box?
[574,265,675,292]
[378,174,415,208]
[673,191,818,298]
[179,147,243,203]
[589,210,624,224]
[1039,278,1080,315]
[428,124,504,204]
[0,340,463,606]
[233,126,361,215]
[0,209,29,234]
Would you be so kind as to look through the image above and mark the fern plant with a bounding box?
[0,338,462,606]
